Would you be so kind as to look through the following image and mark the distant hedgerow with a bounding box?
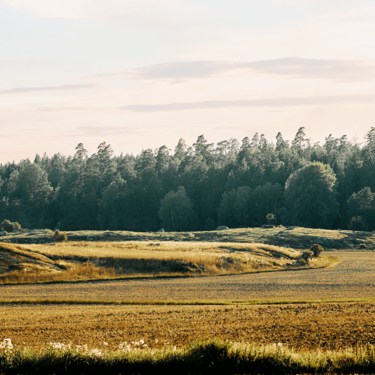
[53,230,68,242]
[1,220,21,232]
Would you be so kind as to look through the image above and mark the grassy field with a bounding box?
[0,240,334,284]
[1,227,374,373]
[1,226,374,250]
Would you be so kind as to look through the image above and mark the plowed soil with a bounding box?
[1,302,375,352]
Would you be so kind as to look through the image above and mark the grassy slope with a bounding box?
[0,240,336,284]
[1,226,374,250]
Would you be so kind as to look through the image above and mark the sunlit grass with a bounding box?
[1,338,375,374]
[0,240,336,285]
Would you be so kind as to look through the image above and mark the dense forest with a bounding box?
[1,127,375,232]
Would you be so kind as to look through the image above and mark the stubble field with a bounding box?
[1,250,375,355]
[1,302,375,352]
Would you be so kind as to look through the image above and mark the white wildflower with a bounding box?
[0,339,13,351]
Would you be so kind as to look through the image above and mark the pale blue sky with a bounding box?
[1,0,375,162]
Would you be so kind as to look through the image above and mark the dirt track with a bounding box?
[1,252,374,301]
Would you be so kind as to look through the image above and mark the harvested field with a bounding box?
[0,252,372,301]
[1,302,375,352]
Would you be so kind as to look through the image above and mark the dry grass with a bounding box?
[2,302,375,352]
[3,226,375,250]
[27,240,300,259]
[0,262,117,284]
[0,241,332,284]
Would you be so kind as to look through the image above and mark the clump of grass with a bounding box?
[53,230,68,242]
[1,338,375,374]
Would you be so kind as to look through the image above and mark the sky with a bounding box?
[1,0,375,163]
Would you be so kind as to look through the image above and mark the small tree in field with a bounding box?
[266,213,275,225]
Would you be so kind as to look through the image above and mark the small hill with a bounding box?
[0,243,64,274]
[0,227,374,250]
[0,240,333,285]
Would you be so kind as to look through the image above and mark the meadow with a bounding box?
[1,227,375,373]
[0,239,334,284]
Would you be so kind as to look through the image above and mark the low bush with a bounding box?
[1,220,21,232]
[310,244,324,257]
[299,250,313,261]
[53,230,68,242]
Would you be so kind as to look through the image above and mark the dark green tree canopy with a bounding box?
[0,129,374,231]
[284,162,339,228]
[158,186,198,231]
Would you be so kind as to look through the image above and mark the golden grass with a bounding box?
[0,241,334,285]
[0,262,117,284]
[27,240,299,258]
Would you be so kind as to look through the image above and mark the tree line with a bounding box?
[0,127,375,232]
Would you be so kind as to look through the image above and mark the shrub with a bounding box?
[310,244,324,257]
[299,250,313,261]
[1,220,21,232]
[13,222,21,231]
[53,230,68,242]
[359,243,367,249]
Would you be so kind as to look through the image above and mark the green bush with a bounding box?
[310,244,324,257]
[53,230,68,242]
[1,220,21,232]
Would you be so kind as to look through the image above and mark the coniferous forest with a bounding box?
[1,127,375,232]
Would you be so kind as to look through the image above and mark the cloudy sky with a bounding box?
[1,0,375,162]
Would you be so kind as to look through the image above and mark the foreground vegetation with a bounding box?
[1,338,375,374]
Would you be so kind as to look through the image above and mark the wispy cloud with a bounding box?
[73,126,139,137]
[0,84,97,95]
[38,106,110,112]
[130,58,375,82]
[121,94,375,112]
[248,57,375,82]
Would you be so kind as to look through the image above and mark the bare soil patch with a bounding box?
[1,302,375,352]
